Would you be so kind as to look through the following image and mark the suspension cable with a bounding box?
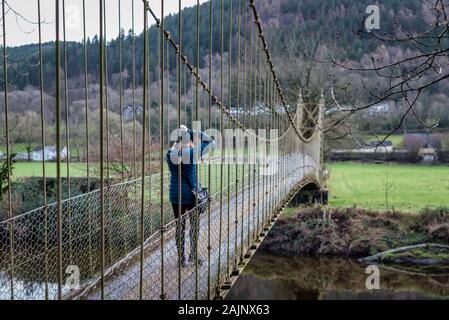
[248,6,253,248]
[206,0,213,300]
[248,0,302,139]
[177,0,183,301]
[82,0,94,278]
[233,0,241,273]
[166,37,170,148]
[2,0,14,301]
[225,0,233,285]
[194,0,200,300]
[54,0,63,300]
[139,0,148,300]
[37,0,49,300]
[240,1,247,261]
[159,0,166,301]
[98,0,106,300]
[62,0,73,262]
[215,0,224,297]
[132,0,137,178]
[147,5,285,141]
[103,0,110,184]
[118,0,125,181]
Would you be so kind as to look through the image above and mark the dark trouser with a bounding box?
[171,203,200,262]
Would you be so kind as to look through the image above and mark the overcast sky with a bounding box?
[4,0,209,47]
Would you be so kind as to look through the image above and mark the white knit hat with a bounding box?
[174,125,190,145]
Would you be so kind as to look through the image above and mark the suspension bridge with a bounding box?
[0,0,325,300]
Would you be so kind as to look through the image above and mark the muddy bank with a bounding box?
[261,207,449,258]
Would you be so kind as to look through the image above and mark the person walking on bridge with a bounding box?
[166,125,215,267]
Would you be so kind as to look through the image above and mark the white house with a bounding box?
[357,141,394,153]
[13,153,29,160]
[368,102,391,116]
[418,147,437,163]
[123,105,143,121]
[30,146,69,161]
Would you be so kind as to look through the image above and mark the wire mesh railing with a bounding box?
[0,153,318,300]
[0,0,324,300]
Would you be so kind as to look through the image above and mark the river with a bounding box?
[3,248,449,300]
[226,251,449,300]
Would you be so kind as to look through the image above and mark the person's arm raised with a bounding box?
[198,131,215,157]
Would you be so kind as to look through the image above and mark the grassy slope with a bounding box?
[328,162,449,212]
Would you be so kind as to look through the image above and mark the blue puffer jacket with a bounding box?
[166,131,215,205]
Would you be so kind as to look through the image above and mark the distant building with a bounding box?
[418,145,437,163]
[229,107,246,116]
[371,140,394,153]
[29,146,69,161]
[2,151,28,160]
[368,102,391,116]
[13,153,29,161]
[123,105,143,121]
[404,133,442,153]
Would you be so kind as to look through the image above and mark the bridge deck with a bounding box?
[69,156,315,300]
[0,155,316,300]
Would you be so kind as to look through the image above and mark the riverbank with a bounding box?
[261,207,449,258]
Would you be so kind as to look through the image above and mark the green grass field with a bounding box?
[12,160,449,213]
[328,162,449,213]
[8,161,248,195]
[10,162,87,179]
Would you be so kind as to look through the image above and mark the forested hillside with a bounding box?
[4,0,431,90]
[1,0,448,142]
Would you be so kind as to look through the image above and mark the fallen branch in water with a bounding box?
[359,243,449,263]
[378,264,449,278]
